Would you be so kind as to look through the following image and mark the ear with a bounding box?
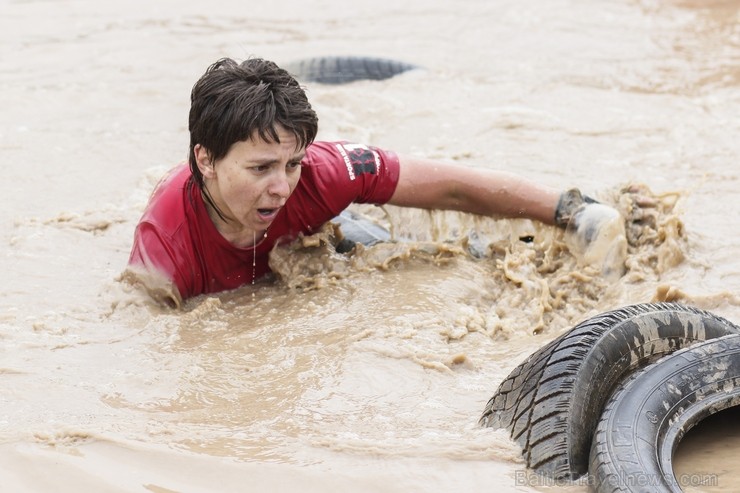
[194,144,216,179]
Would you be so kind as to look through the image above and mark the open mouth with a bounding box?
[257,208,280,221]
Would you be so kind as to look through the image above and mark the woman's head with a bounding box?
[187,57,319,188]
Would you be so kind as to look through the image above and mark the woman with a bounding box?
[127,57,621,306]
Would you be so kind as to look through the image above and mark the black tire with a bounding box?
[588,334,740,492]
[283,56,418,84]
[479,302,740,480]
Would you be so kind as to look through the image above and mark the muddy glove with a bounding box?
[555,188,627,280]
[554,188,599,229]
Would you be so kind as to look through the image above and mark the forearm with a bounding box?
[388,155,561,225]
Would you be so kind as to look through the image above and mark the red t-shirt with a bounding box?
[128,141,400,300]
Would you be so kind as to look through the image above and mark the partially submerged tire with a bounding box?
[479,302,740,480]
[283,56,418,84]
[589,334,740,493]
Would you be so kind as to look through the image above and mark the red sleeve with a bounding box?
[300,141,401,215]
[128,221,191,301]
[126,165,199,301]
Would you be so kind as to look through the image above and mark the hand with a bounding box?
[554,188,598,228]
[567,202,627,279]
[556,189,628,280]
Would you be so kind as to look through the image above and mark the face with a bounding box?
[195,126,304,243]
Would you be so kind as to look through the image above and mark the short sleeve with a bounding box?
[128,221,189,302]
[300,141,401,216]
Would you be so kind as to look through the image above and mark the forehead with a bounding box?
[226,130,304,161]
[248,126,303,152]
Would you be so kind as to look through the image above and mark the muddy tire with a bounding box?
[588,334,740,492]
[283,56,418,84]
[479,302,740,480]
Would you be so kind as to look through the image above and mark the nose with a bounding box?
[268,169,291,198]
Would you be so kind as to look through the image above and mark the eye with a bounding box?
[251,164,271,173]
[287,160,302,170]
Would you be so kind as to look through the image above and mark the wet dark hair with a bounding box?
[187,57,319,217]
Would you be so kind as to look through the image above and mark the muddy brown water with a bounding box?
[1,0,739,491]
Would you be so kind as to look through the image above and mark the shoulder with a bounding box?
[302,141,400,184]
[128,163,197,299]
[140,163,192,232]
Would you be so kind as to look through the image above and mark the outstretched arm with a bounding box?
[387,155,562,225]
[385,154,631,279]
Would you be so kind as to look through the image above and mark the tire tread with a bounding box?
[479,302,740,479]
[283,56,418,84]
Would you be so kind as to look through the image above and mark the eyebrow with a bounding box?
[249,152,305,165]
